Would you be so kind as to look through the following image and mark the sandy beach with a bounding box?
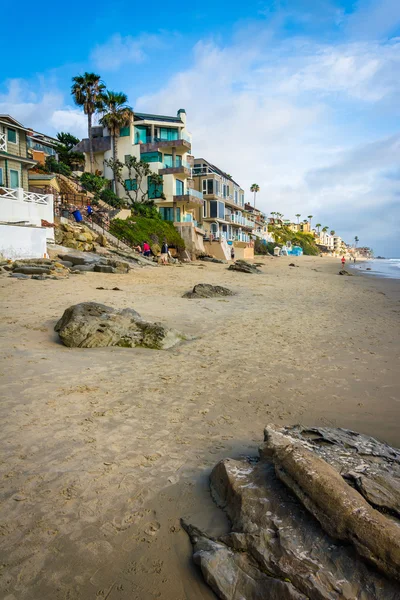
[1,255,400,600]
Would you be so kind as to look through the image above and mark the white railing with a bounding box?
[0,132,6,152]
[0,187,49,205]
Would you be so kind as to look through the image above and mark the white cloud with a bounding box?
[135,34,400,254]
[90,33,165,71]
[0,79,87,137]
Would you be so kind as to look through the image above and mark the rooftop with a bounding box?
[193,157,241,187]
[134,112,183,124]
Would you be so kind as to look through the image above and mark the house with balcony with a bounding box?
[191,159,254,259]
[0,115,55,258]
[74,109,205,256]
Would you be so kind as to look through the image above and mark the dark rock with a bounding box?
[339,269,353,276]
[54,302,188,350]
[13,258,53,266]
[13,267,51,275]
[9,273,29,279]
[96,287,106,290]
[112,287,122,291]
[94,265,115,273]
[58,253,101,266]
[184,425,400,599]
[199,256,227,264]
[289,263,296,267]
[183,284,235,299]
[70,264,95,272]
[58,260,74,268]
[228,260,262,274]
[366,267,372,271]
[31,275,50,280]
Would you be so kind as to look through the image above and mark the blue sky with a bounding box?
[1,0,400,255]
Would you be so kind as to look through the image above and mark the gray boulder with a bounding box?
[58,253,101,266]
[183,284,235,299]
[54,302,188,350]
[339,269,353,276]
[13,266,52,275]
[199,256,227,264]
[228,260,262,274]
[184,425,400,599]
[94,265,115,273]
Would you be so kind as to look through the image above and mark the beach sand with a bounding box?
[1,256,399,599]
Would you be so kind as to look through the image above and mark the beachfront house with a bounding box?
[74,109,205,256]
[0,115,55,258]
[192,158,254,259]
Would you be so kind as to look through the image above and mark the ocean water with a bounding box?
[351,259,400,280]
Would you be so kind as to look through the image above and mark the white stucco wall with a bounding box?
[0,190,54,241]
[0,224,47,259]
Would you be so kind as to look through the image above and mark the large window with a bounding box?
[209,201,225,219]
[10,169,19,188]
[148,176,163,199]
[141,151,162,163]
[134,126,147,144]
[164,154,182,168]
[7,128,17,144]
[202,179,214,194]
[203,201,207,218]
[160,127,178,141]
[125,179,137,191]
[176,179,184,195]
[119,126,130,137]
[0,167,3,186]
[234,190,238,204]
[159,207,180,221]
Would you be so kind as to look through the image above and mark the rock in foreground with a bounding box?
[183,283,235,299]
[228,260,262,274]
[184,425,400,599]
[55,302,187,349]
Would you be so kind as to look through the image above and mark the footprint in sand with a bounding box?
[144,521,161,536]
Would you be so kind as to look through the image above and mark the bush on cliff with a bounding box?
[110,217,185,250]
[267,225,319,256]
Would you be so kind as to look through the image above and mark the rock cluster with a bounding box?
[54,222,107,251]
[1,258,70,280]
[55,302,189,349]
[184,425,400,599]
[198,255,227,264]
[57,253,130,274]
[228,260,262,274]
[183,283,235,299]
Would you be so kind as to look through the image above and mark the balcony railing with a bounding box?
[143,135,190,145]
[162,160,192,170]
[0,186,50,205]
[0,132,6,152]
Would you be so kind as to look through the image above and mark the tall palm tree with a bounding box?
[71,72,105,174]
[330,230,335,236]
[307,215,313,227]
[100,91,133,194]
[354,235,359,247]
[315,223,322,233]
[250,183,260,209]
[322,226,329,234]
[295,213,301,224]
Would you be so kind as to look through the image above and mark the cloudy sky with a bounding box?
[1,0,400,255]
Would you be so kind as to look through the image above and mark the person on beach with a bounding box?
[142,241,151,257]
[160,239,169,264]
[231,246,235,261]
[341,256,346,267]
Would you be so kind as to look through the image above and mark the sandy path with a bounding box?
[0,256,399,599]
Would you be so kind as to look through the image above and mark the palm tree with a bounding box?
[250,183,260,209]
[322,226,329,234]
[354,235,359,247]
[330,230,335,236]
[100,91,133,194]
[71,72,105,174]
[315,223,322,234]
[270,211,276,221]
[307,215,313,227]
[295,213,301,224]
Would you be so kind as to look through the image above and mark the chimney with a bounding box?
[177,108,186,124]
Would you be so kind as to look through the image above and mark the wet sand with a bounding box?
[1,256,399,599]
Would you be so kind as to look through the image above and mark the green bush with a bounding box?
[45,156,71,176]
[131,201,160,219]
[267,226,319,256]
[100,188,124,208]
[110,216,185,250]
[80,172,105,197]
[254,239,275,255]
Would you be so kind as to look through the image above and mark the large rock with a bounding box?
[228,260,262,274]
[183,284,235,299]
[13,266,52,275]
[184,425,400,599]
[199,256,227,264]
[54,302,188,349]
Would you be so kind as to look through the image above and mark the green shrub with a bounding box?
[131,201,160,219]
[255,239,275,255]
[110,217,185,250]
[100,188,124,208]
[80,172,105,197]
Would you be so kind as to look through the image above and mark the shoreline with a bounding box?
[1,255,399,599]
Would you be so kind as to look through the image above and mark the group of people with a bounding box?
[134,239,170,264]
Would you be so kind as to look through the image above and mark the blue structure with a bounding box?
[289,245,303,256]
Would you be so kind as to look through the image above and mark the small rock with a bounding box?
[339,269,353,276]
[13,267,51,275]
[183,283,235,299]
[228,260,262,274]
[9,273,30,279]
[94,265,115,273]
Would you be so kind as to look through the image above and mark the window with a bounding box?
[0,167,3,185]
[125,179,137,191]
[119,126,130,137]
[164,154,173,168]
[124,154,131,164]
[218,202,225,220]
[223,184,227,198]
[134,126,148,143]
[10,169,19,188]
[148,176,163,199]
[202,179,214,194]
[159,207,180,221]
[7,128,17,144]
[141,151,162,163]
[176,179,184,195]
[203,201,207,218]
[234,190,238,204]
[215,180,220,196]
[210,201,218,218]
[160,127,178,141]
